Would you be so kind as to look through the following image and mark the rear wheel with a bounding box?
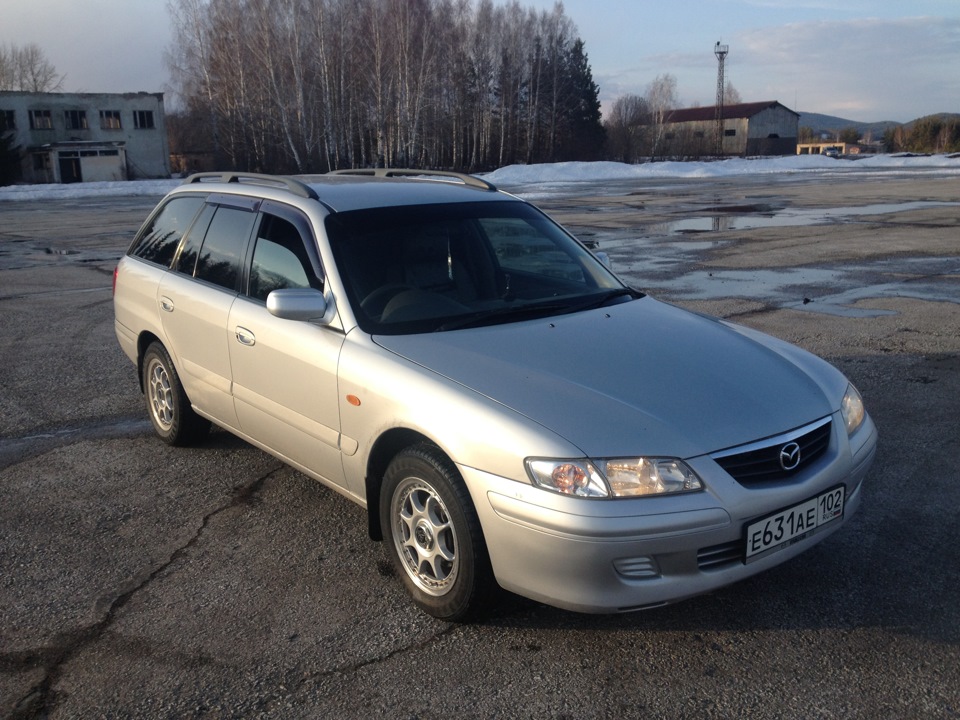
[142,342,210,446]
[381,444,494,621]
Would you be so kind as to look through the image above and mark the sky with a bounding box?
[2,0,958,123]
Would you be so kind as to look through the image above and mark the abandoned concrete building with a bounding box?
[0,91,170,183]
[662,101,800,157]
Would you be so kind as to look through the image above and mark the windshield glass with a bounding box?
[326,201,630,334]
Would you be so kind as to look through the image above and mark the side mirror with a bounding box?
[266,288,330,322]
[594,251,611,268]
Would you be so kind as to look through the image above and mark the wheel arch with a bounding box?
[136,331,165,393]
[364,428,443,542]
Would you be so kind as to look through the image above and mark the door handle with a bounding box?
[159,296,174,312]
[235,326,256,347]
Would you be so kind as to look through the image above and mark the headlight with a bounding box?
[525,457,702,498]
[841,384,866,435]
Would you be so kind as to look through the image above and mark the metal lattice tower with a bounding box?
[714,41,729,156]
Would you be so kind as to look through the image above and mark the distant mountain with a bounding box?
[798,112,900,141]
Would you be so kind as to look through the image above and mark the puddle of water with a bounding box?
[651,201,959,236]
[631,260,960,318]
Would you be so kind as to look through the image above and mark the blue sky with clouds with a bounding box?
[3,0,958,123]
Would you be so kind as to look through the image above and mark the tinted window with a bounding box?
[326,201,623,334]
[194,206,256,291]
[130,196,205,267]
[248,215,320,302]
[174,204,215,276]
[481,217,585,282]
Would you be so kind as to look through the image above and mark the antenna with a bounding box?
[715,41,729,156]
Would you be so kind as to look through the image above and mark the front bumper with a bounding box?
[462,413,877,613]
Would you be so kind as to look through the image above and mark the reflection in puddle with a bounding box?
[636,258,960,318]
[650,201,959,236]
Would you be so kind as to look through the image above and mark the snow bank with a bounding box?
[0,178,179,202]
[1,154,957,202]
[485,153,960,186]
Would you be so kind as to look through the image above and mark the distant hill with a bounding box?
[798,112,900,141]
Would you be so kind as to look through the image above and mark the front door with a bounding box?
[227,209,350,493]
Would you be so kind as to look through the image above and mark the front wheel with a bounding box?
[142,342,210,446]
[381,444,494,621]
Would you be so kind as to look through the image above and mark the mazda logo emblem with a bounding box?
[779,442,801,471]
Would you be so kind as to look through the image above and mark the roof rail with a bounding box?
[182,172,318,200]
[328,168,497,192]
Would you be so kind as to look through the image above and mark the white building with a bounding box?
[0,91,170,183]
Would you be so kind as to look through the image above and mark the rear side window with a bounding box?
[194,206,257,291]
[129,196,205,267]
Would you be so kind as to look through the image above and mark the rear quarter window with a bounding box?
[129,196,206,267]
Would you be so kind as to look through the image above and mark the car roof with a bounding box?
[177,170,517,214]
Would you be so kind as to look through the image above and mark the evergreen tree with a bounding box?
[560,39,605,161]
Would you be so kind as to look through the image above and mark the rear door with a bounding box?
[227,203,350,493]
[157,195,259,429]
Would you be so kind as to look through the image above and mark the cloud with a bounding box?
[732,17,960,120]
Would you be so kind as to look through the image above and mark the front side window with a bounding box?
[129,196,206,268]
[248,214,321,302]
[29,110,52,130]
[133,110,155,129]
[193,206,256,291]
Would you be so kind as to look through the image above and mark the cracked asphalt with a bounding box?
[1,172,959,718]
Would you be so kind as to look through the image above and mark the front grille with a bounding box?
[697,541,743,570]
[713,418,832,487]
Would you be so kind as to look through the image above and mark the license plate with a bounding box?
[744,486,845,563]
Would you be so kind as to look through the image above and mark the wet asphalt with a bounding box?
[1,171,959,718]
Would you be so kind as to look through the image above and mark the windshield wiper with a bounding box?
[435,302,573,331]
[435,289,641,332]
[563,288,641,314]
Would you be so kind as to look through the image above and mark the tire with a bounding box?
[381,444,495,621]
[142,342,211,446]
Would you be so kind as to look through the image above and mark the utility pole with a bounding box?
[715,41,729,157]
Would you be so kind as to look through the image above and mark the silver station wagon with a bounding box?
[113,170,877,620]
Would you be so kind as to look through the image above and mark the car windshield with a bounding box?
[325,200,632,334]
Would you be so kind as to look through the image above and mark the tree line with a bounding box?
[166,0,605,174]
[884,116,960,154]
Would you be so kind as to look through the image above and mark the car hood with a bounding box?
[373,297,839,458]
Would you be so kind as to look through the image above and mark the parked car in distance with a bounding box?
[113,169,877,620]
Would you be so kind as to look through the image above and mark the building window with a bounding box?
[29,110,53,130]
[0,110,15,131]
[65,110,88,130]
[724,129,736,137]
[133,110,155,129]
[100,110,122,130]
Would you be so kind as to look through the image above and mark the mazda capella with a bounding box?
[113,170,877,620]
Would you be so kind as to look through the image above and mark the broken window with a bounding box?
[133,110,155,130]
[100,110,122,130]
[29,110,53,130]
[65,110,88,130]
